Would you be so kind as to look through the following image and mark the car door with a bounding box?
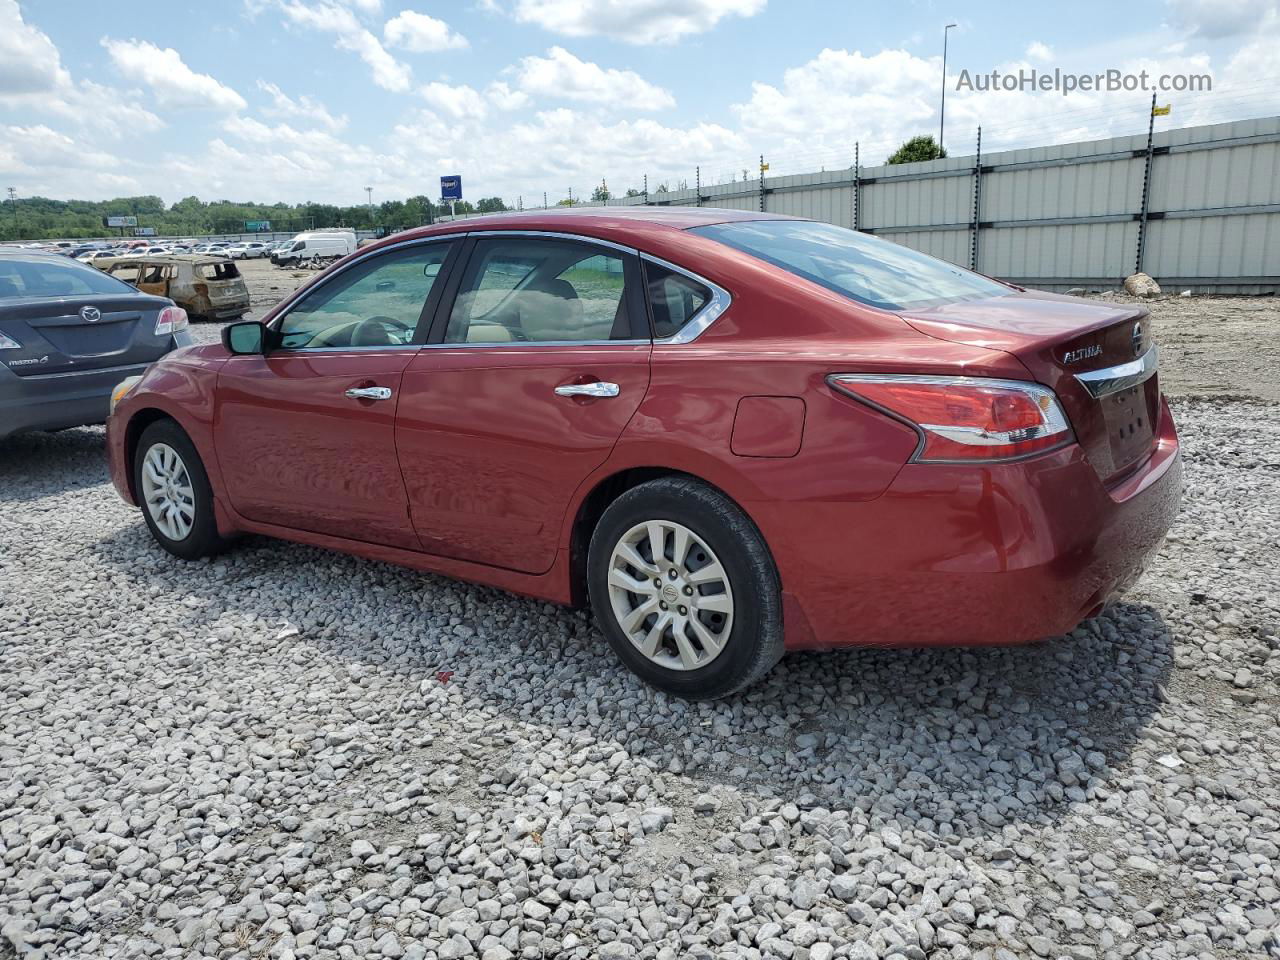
[395,232,652,574]
[135,261,171,299]
[214,238,459,549]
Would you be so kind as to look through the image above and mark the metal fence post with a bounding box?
[853,142,860,232]
[1135,93,1157,275]
[759,155,766,212]
[971,126,982,271]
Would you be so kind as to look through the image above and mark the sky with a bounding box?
[1,0,1278,208]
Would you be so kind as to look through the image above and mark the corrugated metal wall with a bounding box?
[584,116,1280,293]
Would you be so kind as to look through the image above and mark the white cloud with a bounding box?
[0,3,163,139]
[258,81,348,131]
[486,81,531,111]
[0,0,68,94]
[1026,41,1054,62]
[384,10,468,52]
[0,124,140,196]
[510,47,675,109]
[511,0,767,45]
[1166,0,1276,38]
[278,1,412,92]
[420,82,489,119]
[101,38,247,111]
[732,48,938,162]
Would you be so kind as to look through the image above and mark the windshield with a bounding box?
[690,219,1009,310]
[0,256,137,299]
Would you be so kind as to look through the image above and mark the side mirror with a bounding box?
[222,320,265,355]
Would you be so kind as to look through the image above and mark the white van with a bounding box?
[270,231,355,266]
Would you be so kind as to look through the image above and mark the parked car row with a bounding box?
[98,207,1181,700]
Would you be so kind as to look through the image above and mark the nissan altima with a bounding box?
[106,208,1181,699]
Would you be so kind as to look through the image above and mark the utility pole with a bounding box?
[940,23,957,155]
[6,187,15,225]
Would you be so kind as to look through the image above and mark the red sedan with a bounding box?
[106,208,1181,699]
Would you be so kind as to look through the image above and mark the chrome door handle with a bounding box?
[345,386,392,401]
[554,381,620,398]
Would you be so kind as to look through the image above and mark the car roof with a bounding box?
[95,254,228,265]
[369,206,800,252]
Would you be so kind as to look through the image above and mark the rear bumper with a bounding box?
[0,361,154,440]
[766,396,1183,649]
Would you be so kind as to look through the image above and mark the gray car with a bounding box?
[0,250,192,441]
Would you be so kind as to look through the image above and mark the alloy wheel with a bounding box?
[606,519,734,671]
[140,442,196,542]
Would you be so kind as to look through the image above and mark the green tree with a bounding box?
[590,184,611,202]
[886,135,947,165]
[476,197,507,213]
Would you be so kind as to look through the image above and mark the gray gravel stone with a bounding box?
[1,395,1278,959]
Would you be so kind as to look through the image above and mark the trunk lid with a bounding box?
[1,293,173,377]
[899,290,1160,483]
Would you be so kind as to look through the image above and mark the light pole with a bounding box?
[364,186,373,225]
[939,23,957,156]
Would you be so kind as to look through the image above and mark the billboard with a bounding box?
[440,175,463,201]
[134,226,156,237]
[245,220,272,232]
[103,215,138,228]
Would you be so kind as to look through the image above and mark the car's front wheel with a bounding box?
[587,477,784,700]
[133,419,224,560]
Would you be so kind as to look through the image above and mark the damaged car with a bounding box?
[96,255,250,322]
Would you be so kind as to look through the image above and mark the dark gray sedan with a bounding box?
[0,250,192,441]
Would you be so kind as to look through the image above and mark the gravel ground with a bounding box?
[2,395,1279,960]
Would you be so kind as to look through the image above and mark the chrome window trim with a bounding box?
[417,339,651,349]
[1074,344,1159,398]
[269,233,464,352]
[640,253,732,345]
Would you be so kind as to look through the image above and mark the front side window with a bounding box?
[276,241,452,349]
[690,219,1009,311]
[445,238,636,344]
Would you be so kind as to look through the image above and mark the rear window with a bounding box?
[0,257,136,299]
[199,262,241,281]
[690,219,1009,310]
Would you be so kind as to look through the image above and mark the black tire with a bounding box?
[133,419,224,561]
[587,477,784,700]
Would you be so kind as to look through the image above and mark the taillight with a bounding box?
[829,374,1073,462]
[155,306,188,336]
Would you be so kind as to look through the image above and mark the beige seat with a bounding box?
[517,278,583,341]
[466,323,513,343]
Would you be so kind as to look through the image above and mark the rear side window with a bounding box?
[644,262,712,339]
[0,258,135,298]
[445,237,637,344]
[690,219,1008,310]
[199,262,241,281]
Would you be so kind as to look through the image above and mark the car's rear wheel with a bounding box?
[587,477,784,699]
[133,419,223,560]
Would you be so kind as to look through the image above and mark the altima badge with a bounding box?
[1062,344,1102,364]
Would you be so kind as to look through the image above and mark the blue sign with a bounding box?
[440,175,462,201]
